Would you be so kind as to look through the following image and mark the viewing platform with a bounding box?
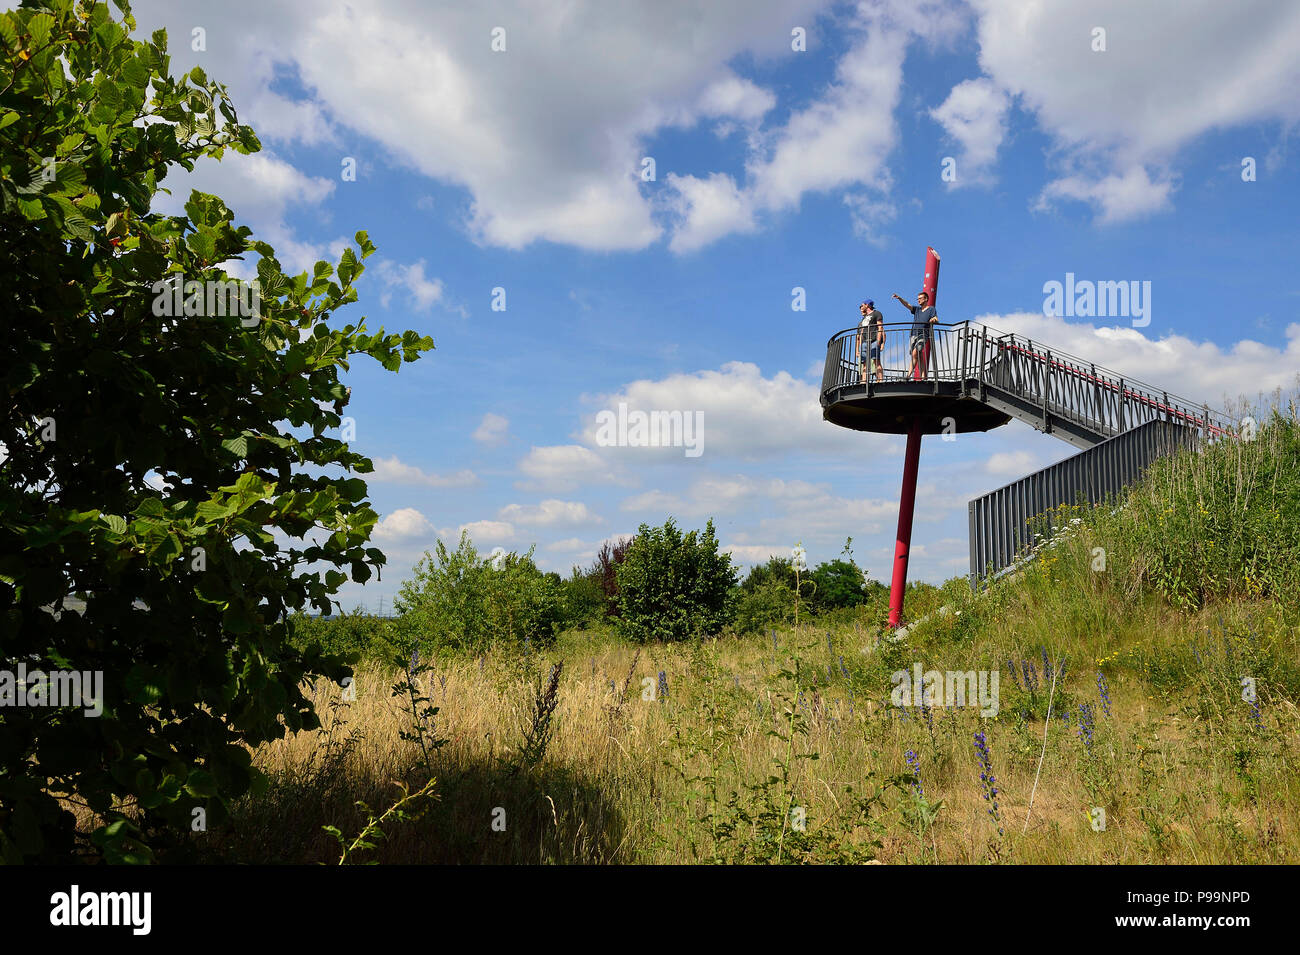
[821,321,1231,450]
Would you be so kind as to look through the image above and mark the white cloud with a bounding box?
[929,77,1010,186]
[667,2,930,251]
[374,507,436,541]
[472,412,510,445]
[370,456,478,488]
[440,520,515,544]
[843,193,898,248]
[722,543,788,566]
[580,362,894,460]
[984,449,1038,477]
[664,173,757,253]
[132,0,837,252]
[374,259,445,311]
[696,73,777,124]
[966,0,1300,221]
[517,445,627,492]
[498,499,602,527]
[1036,166,1174,224]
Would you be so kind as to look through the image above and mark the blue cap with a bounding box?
[864,299,874,308]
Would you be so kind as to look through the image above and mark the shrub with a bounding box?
[561,568,607,630]
[809,558,870,611]
[733,579,796,634]
[289,611,399,662]
[395,533,564,653]
[615,519,737,642]
[740,556,797,593]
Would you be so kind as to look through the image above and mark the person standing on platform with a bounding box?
[892,290,937,379]
[857,299,885,383]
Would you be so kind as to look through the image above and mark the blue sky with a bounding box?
[135,0,1300,612]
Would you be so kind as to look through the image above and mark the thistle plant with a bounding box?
[516,662,564,769]
[390,643,446,776]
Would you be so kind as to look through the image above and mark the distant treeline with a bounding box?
[291,521,944,660]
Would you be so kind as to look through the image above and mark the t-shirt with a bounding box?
[859,309,883,343]
[910,305,936,339]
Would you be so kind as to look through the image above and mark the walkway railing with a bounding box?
[822,321,1233,443]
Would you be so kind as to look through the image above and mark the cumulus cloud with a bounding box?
[135,0,835,252]
[516,445,627,492]
[579,362,895,460]
[965,0,1300,221]
[664,173,758,253]
[370,456,478,488]
[722,543,789,566]
[696,73,777,124]
[374,259,446,311]
[929,77,1011,186]
[1036,166,1174,224]
[373,507,436,541]
[440,520,514,544]
[984,449,1038,476]
[472,413,510,445]
[498,500,602,526]
[666,1,929,251]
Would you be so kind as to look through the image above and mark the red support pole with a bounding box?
[888,418,923,628]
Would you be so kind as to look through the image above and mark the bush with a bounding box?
[395,533,564,653]
[740,556,797,592]
[289,611,399,662]
[733,580,796,634]
[561,569,607,630]
[809,558,870,611]
[615,519,738,642]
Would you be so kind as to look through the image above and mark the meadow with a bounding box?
[206,404,1300,865]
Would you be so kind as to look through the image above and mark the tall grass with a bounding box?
[200,404,1300,864]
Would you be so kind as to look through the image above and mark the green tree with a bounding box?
[809,558,869,611]
[614,518,737,642]
[740,555,797,593]
[395,533,563,653]
[0,1,432,862]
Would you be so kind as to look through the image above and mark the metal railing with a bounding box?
[822,321,1233,442]
[967,419,1199,587]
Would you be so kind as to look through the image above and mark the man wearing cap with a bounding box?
[856,299,885,383]
[892,290,938,379]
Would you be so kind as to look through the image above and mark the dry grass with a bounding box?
[216,591,1299,864]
